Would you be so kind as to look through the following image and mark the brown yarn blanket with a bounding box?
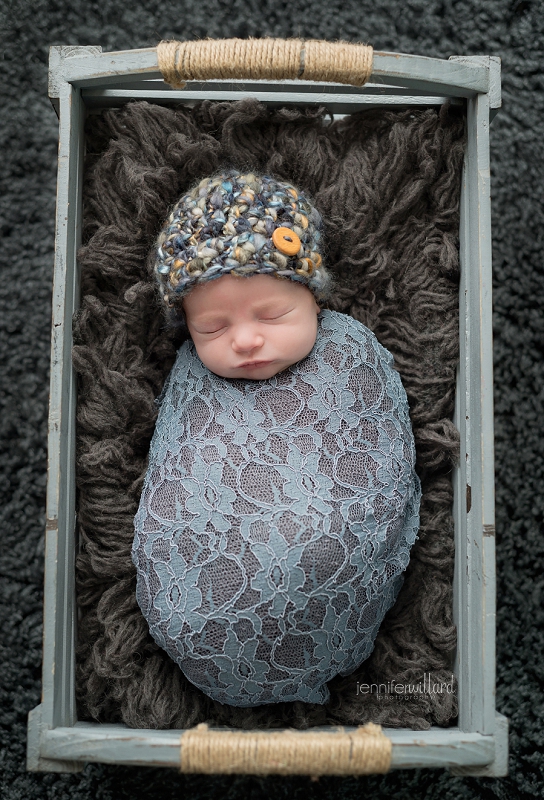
[74,99,464,731]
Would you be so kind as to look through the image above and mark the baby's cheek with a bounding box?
[193,338,222,369]
[288,319,318,362]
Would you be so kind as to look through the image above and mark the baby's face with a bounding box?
[183,274,320,379]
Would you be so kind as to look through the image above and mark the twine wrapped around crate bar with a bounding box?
[157,38,374,89]
[179,722,391,776]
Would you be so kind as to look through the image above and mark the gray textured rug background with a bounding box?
[0,1,542,797]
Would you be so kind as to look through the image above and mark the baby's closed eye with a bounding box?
[259,307,295,322]
[197,325,227,335]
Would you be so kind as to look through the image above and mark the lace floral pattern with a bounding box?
[132,310,421,706]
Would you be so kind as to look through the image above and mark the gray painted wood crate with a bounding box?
[27,45,507,776]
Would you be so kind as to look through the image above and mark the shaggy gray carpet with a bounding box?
[1,0,543,797]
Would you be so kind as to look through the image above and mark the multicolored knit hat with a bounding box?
[155,170,330,324]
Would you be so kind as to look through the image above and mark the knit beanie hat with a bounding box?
[155,170,330,325]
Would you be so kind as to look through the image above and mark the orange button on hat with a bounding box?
[272,227,301,256]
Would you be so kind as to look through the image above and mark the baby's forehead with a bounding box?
[184,273,312,315]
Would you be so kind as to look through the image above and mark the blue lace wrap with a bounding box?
[132,310,421,706]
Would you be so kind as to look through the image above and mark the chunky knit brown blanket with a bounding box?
[73,98,465,731]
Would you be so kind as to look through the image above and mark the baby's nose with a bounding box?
[231,324,264,353]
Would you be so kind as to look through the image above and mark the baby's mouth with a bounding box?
[237,360,273,369]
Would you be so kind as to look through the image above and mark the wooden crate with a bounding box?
[27,44,507,776]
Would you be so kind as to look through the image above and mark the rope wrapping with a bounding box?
[157,38,373,89]
[180,722,392,776]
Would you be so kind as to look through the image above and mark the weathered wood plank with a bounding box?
[450,713,508,777]
[454,83,496,735]
[450,55,502,118]
[371,51,489,96]
[82,79,460,97]
[41,79,83,732]
[27,705,84,773]
[39,723,495,771]
[49,46,489,98]
[82,87,459,112]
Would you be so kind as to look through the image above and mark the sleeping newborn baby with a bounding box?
[132,170,421,707]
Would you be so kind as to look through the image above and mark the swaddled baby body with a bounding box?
[132,171,421,707]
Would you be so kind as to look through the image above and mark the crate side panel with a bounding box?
[81,87,459,112]
[42,82,83,730]
[39,724,494,772]
[455,91,496,734]
[61,47,488,97]
[454,145,473,732]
